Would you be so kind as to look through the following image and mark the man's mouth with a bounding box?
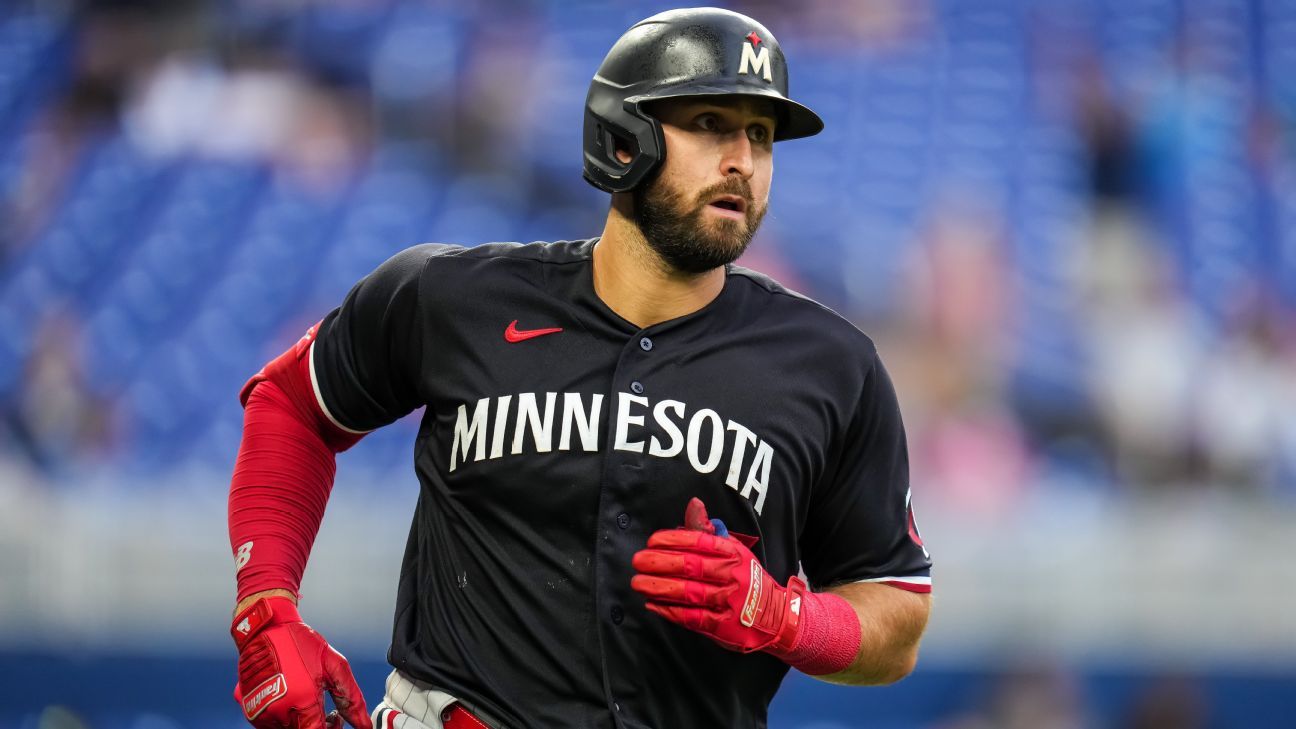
[707,195,747,219]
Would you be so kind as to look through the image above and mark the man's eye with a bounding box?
[748,125,770,143]
[697,114,720,131]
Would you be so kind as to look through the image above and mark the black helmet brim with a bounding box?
[627,83,824,141]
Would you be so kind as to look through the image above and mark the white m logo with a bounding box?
[738,43,772,83]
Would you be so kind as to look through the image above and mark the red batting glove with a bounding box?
[231,597,371,729]
[631,498,806,657]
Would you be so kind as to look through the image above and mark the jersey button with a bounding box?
[639,336,653,352]
[616,512,631,529]
[630,381,644,394]
[611,606,624,624]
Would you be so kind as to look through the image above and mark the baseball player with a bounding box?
[227,8,932,729]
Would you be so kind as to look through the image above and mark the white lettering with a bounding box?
[738,44,773,83]
[512,392,556,454]
[251,681,277,706]
[559,392,603,451]
[234,541,253,571]
[244,674,285,718]
[648,399,686,457]
[614,393,649,453]
[447,391,777,515]
[451,398,490,471]
[725,421,757,490]
[490,394,513,459]
[687,409,725,473]
[743,440,774,514]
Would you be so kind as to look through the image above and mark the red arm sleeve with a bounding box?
[228,324,365,603]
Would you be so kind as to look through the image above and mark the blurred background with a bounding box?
[1,0,1294,726]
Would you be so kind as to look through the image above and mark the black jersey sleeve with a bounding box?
[310,245,438,432]
[799,352,932,592]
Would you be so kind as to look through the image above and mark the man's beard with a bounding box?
[633,175,768,275]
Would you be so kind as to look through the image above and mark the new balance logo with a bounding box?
[236,617,251,635]
[234,541,253,571]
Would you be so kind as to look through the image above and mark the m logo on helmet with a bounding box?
[738,32,772,83]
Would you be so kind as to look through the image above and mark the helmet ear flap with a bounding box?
[582,98,665,193]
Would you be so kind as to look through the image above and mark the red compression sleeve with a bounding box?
[779,590,862,676]
[228,324,364,603]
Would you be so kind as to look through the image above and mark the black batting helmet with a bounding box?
[582,7,824,193]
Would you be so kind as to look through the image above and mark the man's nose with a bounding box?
[720,131,755,178]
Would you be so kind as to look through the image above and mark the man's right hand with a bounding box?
[231,596,372,729]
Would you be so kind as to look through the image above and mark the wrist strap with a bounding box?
[231,596,301,649]
[766,576,807,656]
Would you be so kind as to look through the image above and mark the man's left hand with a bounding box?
[631,498,805,655]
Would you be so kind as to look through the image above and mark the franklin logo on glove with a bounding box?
[243,675,287,720]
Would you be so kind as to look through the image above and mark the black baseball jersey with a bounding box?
[310,238,931,729]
